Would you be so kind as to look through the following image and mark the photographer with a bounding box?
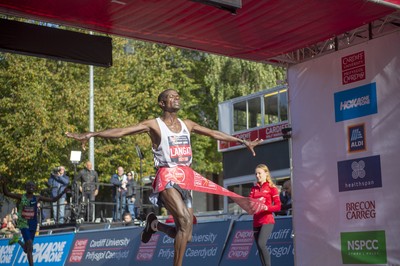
[47,166,69,224]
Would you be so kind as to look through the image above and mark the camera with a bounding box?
[51,167,61,175]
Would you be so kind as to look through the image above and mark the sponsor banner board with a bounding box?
[65,227,141,266]
[134,220,230,266]
[12,233,74,266]
[0,238,20,265]
[220,217,293,266]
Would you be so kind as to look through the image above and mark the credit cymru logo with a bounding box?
[337,155,382,192]
[341,230,387,264]
[334,83,377,122]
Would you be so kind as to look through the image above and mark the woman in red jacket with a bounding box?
[249,164,281,266]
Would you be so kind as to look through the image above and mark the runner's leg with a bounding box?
[160,188,193,266]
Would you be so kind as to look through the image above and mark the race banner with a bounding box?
[0,238,20,265]
[153,166,265,214]
[13,233,74,266]
[65,227,141,266]
[220,217,293,266]
[135,220,231,266]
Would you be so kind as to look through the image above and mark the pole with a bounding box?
[89,63,95,168]
[135,145,144,216]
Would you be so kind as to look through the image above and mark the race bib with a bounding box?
[21,206,35,219]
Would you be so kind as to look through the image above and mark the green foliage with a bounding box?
[0,34,285,192]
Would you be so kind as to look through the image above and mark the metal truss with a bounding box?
[267,11,400,67]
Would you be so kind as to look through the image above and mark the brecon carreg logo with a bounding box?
[348,124,366,153]
[341,230,387,264]
[337,155,382,192]
[345,200,376,221]
[334,83,377,122]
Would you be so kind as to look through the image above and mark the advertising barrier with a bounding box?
[220,216,293,266]
[65,227,141,266]
[0,232,74,266]
[0,217,293,265]
[134,220,231,265]
[0,238,20,265]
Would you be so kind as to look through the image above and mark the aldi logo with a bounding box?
[334,83,377,122]
[337,155,382,192]
[341,230,387,264]
[347,124,366,153]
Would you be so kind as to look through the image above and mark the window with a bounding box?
[279,90,288,121]
[248,97,262,128]
[264,92,279,124]
[232,88,288,133]
[233,101,247,131]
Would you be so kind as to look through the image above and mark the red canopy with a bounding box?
[0,0,397,63]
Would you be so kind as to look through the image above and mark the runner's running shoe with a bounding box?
[141,213,157,243]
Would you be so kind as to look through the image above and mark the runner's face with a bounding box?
[26,182,36,193]
[163,90,180,111]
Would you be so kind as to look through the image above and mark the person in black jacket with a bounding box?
[75,161,99,221]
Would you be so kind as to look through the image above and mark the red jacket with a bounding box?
[249,182,281,227]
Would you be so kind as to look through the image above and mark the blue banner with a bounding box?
[334,82,377,122]
[134,220,231,265]
[220,216,293,266]
[0,238,20,265]
[12,233,74,266]
[65,227,141,266]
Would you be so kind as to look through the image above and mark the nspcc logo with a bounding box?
[334,83,377,122]
[337,155,382,192]
[347,124,366,153]
[341,230,387,264]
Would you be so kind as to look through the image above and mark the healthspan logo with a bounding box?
[341,230,387,264]
[337,155,382,192]
[334,83,377,122]
[347,124,366,153]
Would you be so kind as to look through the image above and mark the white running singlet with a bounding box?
[152,117,192,168]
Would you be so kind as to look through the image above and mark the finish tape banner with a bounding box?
[65,227,141,266]
[135,220,231,266]
[153,166,264,214]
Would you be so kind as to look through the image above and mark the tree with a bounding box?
[0,35,285,196]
